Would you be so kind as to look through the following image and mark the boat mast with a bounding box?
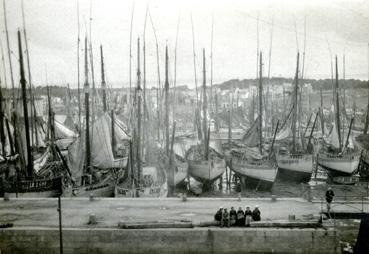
[202,49,209,160]
[77,0,81,131]
[364,43,369,135]
[84,36,91,174]
[210,14,214,111]
[292,52,300,153]
[149,12,161,141]
[320,83,324,135]
[111,109,116,157]
[3,0,15,109]
[142,6,148,158]
[0,79,5,157]
[100,45,107,112]
[301,16,307,80]
[164,46,170,157]
[136,38,142,185]
[256,14,260,80]
[173,13,180,122]
[344,118,354,150]
[128,3,135,120]
[191,15,199,110]
[258,52,263,154]
[334,56,342,151]
[18,30,33,177]
[21,0,36,147]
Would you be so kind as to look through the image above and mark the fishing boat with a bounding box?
[317,57,361,177]
[230,53,278,191]
[115,164,168,198]
[115,40,167,198]
[185,49,225,186]
[0,31,63,198]
[64,40,128,197]
[275,53,314,183]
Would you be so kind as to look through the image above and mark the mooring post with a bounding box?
[58,196,63,254]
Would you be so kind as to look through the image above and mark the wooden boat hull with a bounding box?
[188,159,225,183]
[114,183,168,198]
[63,181,115,197]
[0,176,63,198]
[317,152,360,176]
[276,154,313,182]
[231,156,278,191]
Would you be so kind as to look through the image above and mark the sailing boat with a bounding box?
[275,53,314,182]
[0,31,63,198]
[64,39,128,197]
[186,49,226,186]
[317,56,360,176]
[163,45,188,193]
[115,39,167,198]
[230,53,278,191]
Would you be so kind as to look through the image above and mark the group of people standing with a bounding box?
[214,205,261,227]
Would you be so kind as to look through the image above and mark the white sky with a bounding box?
[1,0,369,88]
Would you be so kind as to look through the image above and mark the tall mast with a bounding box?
[301,16,307,79]
[292,53,300,153]
[149,12,161,141]
[258,52,263,154]
[21,0,36,147]
[100,45,107,112]
[142,6,148,158]
[0,40,7,90]
[164,46,170,156]
[364,43,369,135]
[89,0,96,96]
[84,36,91,173]
[3,0,15,109]
[191,15,199,108]
[77,0,81,131]
[267,15,274,80]
[202,49,208,160]
[18,30,33,177]
[173,13,180,122]
[0,77,5,156]
[128,3,135,115]
[210,14,214,110]
[334,56,342,151]
[136,38,142,185]
[111,109,116,157]
[256,13,260,79]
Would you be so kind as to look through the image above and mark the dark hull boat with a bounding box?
[276,152,313,182]
[231,148,278,191]
[0,176,62,198]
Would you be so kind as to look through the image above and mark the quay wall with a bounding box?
[0,227,339,254]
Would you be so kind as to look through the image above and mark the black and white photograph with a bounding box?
[0,0,369,253]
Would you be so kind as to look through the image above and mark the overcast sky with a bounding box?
[1,0,369,89]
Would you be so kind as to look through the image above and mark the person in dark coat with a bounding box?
[245,206,253,226]
[221,208,230,228]
[325,187,335,212]
[214,207,223,222]
[229,207,237,226]
[252,205,261,221]
[236,207,245,226]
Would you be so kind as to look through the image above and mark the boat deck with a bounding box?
[0,197,322,228]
